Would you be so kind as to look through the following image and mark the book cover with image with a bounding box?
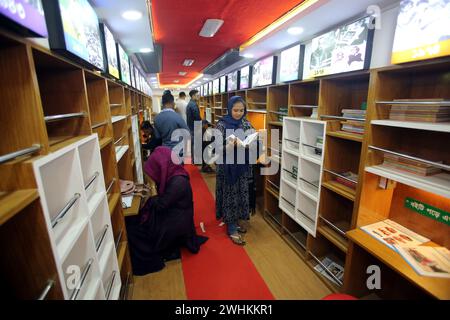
[395,245,450,278]
[360,219,430,250]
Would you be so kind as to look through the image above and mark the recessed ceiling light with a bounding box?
[122,10,143,21]
[287,27,304,35]
[179,72,187,76]
[199,19,224,38]
[174,80,180,83]
[182,59,195,66]
[243,53,254,59]
[139,48,153,53]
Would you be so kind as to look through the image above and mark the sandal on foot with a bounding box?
[230,234,246,246]
[237,226,247,234]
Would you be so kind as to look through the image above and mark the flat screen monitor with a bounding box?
[280,44,304,82]
[392,0,450,64]
[227,71,238,91]
[239,66,250,89]
[306,16,373,79]
[252,56,277,87]
[220,75,226,93]
[209,82,213,96]
[43,0,104,70]
[118,43,131,85]
[101,23,119,79]
[0,0,47,37]
[213,79,219,95]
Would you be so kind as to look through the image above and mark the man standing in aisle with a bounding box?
[186,89,202,165]
[175,92,188,124]
[154,92,189,159]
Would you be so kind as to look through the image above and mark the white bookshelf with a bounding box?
[279,117,327,236]
[371,120,450,133]
[33,135,121,300]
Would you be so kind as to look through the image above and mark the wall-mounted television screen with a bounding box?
[392,0,450,64]
[240,66,250,89]
[220,75,226,93]
[280,44,305,82]
[133,66,138,89]
[0,0,47,37]
[227,71,238,92]
[118,43,131,85]
[213,79,219,95]
[252,56,277,87]
[209,82,213,96]
[130,61,135,87]
[306,16,373,79]
[100,23,119,79]
[203,84,208,96]
[43,0,104,70]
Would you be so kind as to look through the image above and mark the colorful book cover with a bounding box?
[395,245,450,278]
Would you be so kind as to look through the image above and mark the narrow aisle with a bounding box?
[181,165,274,300]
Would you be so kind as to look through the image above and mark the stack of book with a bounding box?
[315,136,323,156]
[389,99,450,123]
[341,109,366,134]
[341,120,365,135]
[278,107,288,122]
[382,154,442,176]
[335,171,358,189]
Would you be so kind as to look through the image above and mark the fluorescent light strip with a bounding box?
[240,0,320,51]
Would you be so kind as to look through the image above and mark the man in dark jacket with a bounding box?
[186,89,202,164]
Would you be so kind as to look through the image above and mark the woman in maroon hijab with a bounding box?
[127,146,208,275]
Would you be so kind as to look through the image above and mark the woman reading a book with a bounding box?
[215,96,257,245]
[126,146,208,275]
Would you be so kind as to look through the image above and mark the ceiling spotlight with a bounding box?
[199,19,224,38]
[139,48,153,53]
[287,27,304,35]
[179,72,187,76]
[174,80,180,83]
[182,59,195,66]
[122,10,143,21]
[243,53,254,59]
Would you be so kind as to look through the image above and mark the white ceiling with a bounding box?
[203,0,400,84]
[90,0,154,53]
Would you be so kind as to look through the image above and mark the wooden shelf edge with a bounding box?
[108,193,120,215]
[318,225,349,254]
[100,137,113,149]
[322,181,356,201]
[265,186,279,199]
[117,241,128,270]
[327,131,363,143]
[347,229,450,300]
[0,190,39,225]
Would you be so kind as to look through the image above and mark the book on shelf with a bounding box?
[342,109,366,119]
[313,256,344,285]
[382,153,442,176]
[394,245,450,279]
[315,136,323,155]
[341,120,365,135]
[310,108,318,119]
[334,171,358,189]
[388,99,450,123]
[277,107,288,122]
[360,219,430,251]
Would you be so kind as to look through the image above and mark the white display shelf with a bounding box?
[371,120,450,133]
[365,165,450,199]
[111,115,126,123]
[115,145,129,163]
[300,154,322,166]
[32,135,121,300]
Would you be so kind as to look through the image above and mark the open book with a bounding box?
[360,219,430,251]
[227,132,259,147]
[395,245,450,278]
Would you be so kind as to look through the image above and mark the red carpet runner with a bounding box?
[181,165,274,300]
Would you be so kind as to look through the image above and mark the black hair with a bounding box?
[162,92,175,106]
[163,89,172,95]
[189,89,199,98]
[141,120,152,130]
[179,92,186,98]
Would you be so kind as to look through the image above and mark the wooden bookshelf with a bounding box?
[0,29,151,299]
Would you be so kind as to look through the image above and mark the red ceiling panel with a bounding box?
[152,0,305,86]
